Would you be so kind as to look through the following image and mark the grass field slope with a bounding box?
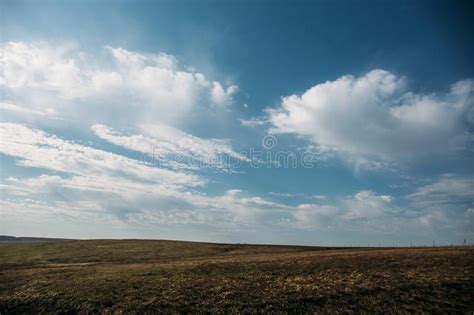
[0,239,473,313]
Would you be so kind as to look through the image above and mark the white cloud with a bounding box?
[400,175,474,233]
[1,123,455,232]
[214,189,292,224]
[344,190,393,219]
[291,191,395,229]
[0,123,204,188]
[268,70,474,167]
[408,174,474,207]
[105,46,178,70]
[0,175,289,229]
[239,117,267,127]
[308,194,327,200]
[0,197,110,222]
[418,210,448,228]
[91,124,248,171]
[210,81,238,107]
[0,101,55,117]
[0,142,467,236]
[268,192,326,200]
[268,192,298,197]
[0,124,317,228]
[293,204,339,229]
[280,190,398,230]
[0,123,283,227]
[0,42,88,99]
[0,41,238,126]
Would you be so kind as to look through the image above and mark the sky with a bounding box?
[0,0,473,246]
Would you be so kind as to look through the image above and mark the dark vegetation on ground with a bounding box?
[0,239,472,313]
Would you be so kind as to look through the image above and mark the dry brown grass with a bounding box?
[0,240,473,313]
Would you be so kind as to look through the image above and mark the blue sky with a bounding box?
[1,0,473,246]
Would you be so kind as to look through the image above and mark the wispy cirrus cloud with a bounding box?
[91,124,248,171]
[0,101,56,117]
[0,123,204,188]
[0,123,286,227]
[268,192,326,200]
[407,174,474,208]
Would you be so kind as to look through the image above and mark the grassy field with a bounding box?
[0,240,473,313]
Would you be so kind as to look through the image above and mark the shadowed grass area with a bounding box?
[0,240,473,313]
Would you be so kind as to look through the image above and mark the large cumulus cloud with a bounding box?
[268,70,474,168]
